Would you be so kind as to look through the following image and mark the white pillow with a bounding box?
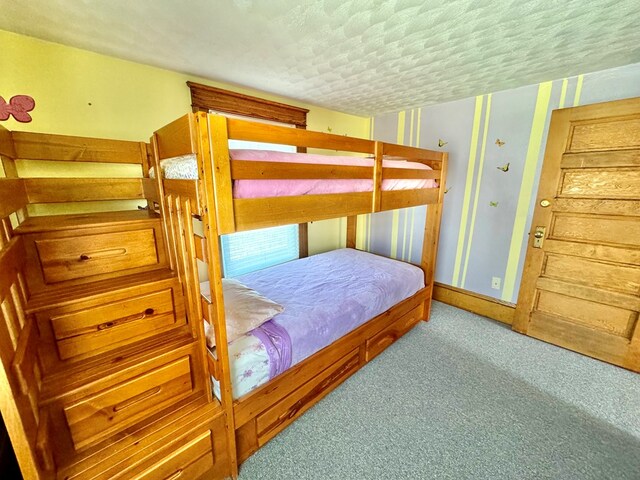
[201,278,284,348]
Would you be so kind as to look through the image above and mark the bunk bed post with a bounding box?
[207,115,236,235]
[195,112,239,479]
[421,152,448,320]
[298,223,309,258]
[346,216,357,248]
[150,134,177,272]
[140,142,159,211]
[372,142,384,212]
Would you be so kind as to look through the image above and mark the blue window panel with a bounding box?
[220,224,299,278]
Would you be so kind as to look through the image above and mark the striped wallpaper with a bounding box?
[362,62,640,303]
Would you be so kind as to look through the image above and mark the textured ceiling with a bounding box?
[2,0,639,116]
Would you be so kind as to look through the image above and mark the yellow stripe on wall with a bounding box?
[390,209,400,259]
[401,209,409,260]
[501,81,553,301]
[461,94,492,288]
[573,75,584,106]
[451,95,484,286]
[370,116,375,140]
[409,110,415,147]
[403,107,422,262]
[407,208,416,262]
[390,111,407,258]
[415,107,422,147]
[559,78,568,108]
[356,214,365,250]
[367,213,372,250]
[397,111,406,145]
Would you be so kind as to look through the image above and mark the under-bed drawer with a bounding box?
[63,346,198,451]
[35,229,160,284]
[365,305,422,362]
[256,348,361,445]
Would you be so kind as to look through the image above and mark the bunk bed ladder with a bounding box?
[195,112,239,478]
[152,120,237,477]
[165,192,219,396]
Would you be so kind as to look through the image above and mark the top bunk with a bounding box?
[152,112,448,235]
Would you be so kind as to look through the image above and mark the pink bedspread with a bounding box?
[231,149,437,198]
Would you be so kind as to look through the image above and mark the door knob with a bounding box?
[540,199,551,207]
[532,226,546,248]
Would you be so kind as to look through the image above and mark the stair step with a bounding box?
[58,396,222,479]
[40,333,195,404]
[27,268,178,313]
[14,209,160,234]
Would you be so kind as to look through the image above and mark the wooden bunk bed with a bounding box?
[0,110,446,479]
[151,111,448,467]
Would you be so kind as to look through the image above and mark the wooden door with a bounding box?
[513,97,640,372]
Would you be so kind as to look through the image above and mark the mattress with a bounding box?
[211,248,425,399]
[151,149,437,198]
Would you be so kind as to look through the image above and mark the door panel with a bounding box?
[568,116,640,151]
[542,255,640,294]
[536,289,635,337]
[528,313,632,365]
[560,169,640,198]
[551,214,639,245]
[561,150,640,169]
[544,239,640,265]
[514,97,640,372]
[553,198,640,216]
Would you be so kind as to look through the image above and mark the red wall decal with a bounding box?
[0,95,36,123]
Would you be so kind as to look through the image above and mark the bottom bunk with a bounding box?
[200,248,430,461]
[234,286,427,461]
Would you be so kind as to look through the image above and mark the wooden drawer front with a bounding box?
[64,355,194,451]
[50,287,183,361]
[131,430,215,480]
[256,349,360,445]
[365,306,422,362]
[35,229,159,283]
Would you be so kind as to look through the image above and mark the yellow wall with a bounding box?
[0,30,369,140]
[0,30,369,250]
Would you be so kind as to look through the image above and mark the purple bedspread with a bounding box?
[238,248,425,379]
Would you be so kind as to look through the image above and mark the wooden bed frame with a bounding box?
[0,113,446,479]
[152,112,448,467]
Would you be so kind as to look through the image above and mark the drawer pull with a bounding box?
[78,248,127,262]
[165,470,183,480]
[96,308,156,331]
[113,386,162,412]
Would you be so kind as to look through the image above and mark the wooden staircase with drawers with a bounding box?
[4,209,229,479]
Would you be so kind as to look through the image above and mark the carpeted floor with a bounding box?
[238,302,640,479]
